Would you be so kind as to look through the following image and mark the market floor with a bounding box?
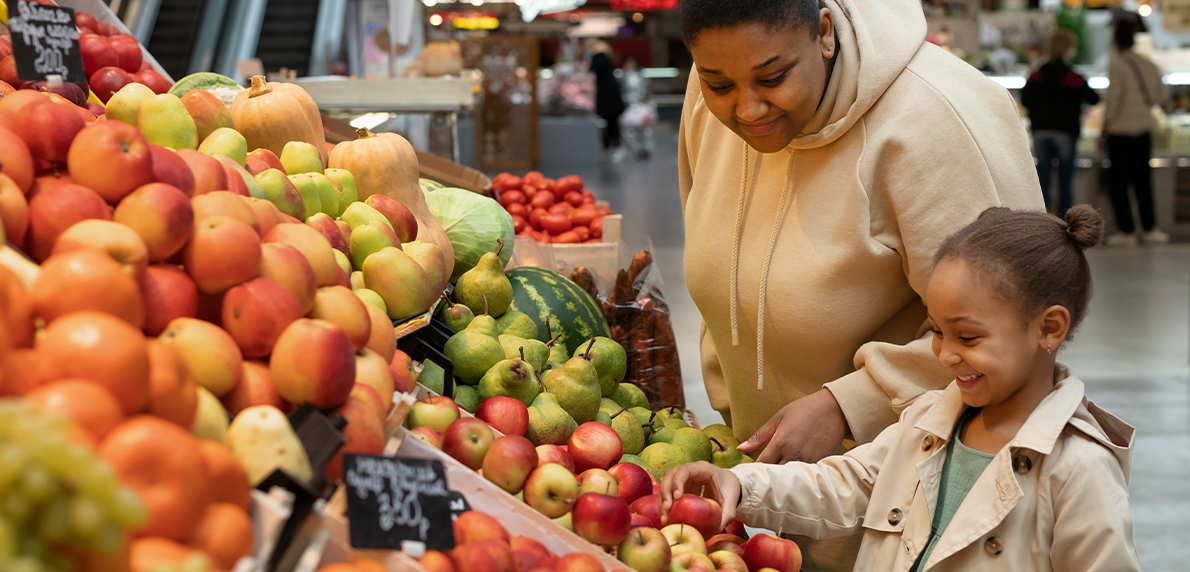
[512,120,1190,570]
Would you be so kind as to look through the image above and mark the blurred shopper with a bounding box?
[1022,30,1099,217]
[1104,19,1169,245]
[590,42,626,161]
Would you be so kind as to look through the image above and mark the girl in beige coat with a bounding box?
[661,207,1139,571]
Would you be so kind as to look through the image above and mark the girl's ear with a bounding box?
[1039,305,1071,352]
[819,8,836,60]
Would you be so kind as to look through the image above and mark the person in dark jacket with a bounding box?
[1021,30,1099,217]
[590,43,626,159]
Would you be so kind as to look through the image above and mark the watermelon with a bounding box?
[507,267,611,355]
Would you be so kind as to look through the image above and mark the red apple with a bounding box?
[113,182,194,262]
[723,520,747,539]
[481,435,539,494]
[306,212,349,255]
[67,121,153,204]
[248,148,285,173]
[79,34,117,77]
[149,145,196,196]
[309,285,371,351]
[629,514,654,530]
[450,539,516,572]
[667,495,724,540]
[669,552,716,572]
[708,550,747,572]
[523,462,579,518]
[572,492,630,546]
[510,536,555,572]
[182,216,262,294]
[221,277,303,358]
[536,444,575,473]
[617,526,670,572]
[388,349,415,393]
[706,534,746,555]
[0,126,34,192]
[262,222,338,287]
[221,360,289,415]
[608,462,652,504]
[742,533,801,572]
[26,183,111,262]
[134,70,172,95]
[364,194,418,243]
[88,66,132,103]
[568,422,622,473]
[108,34,143,73]
[453,510,509,544]
[324,395,386,483]
[554,552,603,572]
[408,425,441,449]
[630,494,662,529]
[10,100,85,164]
[269,318,357,409]
[349,382,385,421]
[407,396,459,432]
[441,417,494,471]
[175,148,228,195]
[476,396,529,437]
[259,242,317,315]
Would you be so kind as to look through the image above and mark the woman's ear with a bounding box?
[1039,305,1071,352]
[819,8,836,60]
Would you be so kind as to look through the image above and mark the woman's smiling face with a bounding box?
[688,13,836,153]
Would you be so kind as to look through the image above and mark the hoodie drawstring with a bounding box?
[730,142,795,390]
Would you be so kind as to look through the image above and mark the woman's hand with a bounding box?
[737,388,847,465]
[659,461,741,532]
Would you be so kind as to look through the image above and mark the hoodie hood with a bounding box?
[792,0,927,149]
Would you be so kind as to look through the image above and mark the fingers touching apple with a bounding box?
[659,460,741,533]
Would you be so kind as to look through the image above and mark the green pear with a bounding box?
[342,202,394,232]
[526,392,578,446]
[710,436,746,469]
[105,82,156,127]
[541,344,602,424]
[255,169,306,219]
[418,359,445,395]
[280,140,324,175]
[443,311,505,383]
[499,335,548,372]
[361,247,435,320]
[454,384,479,414]
[574,337,627,397]
[618,453,662,482]
[354,288,387,313]
[628,407,654,427]
[599,398,621,415]
[672,427,712,463]
[647,422,676,446]
[324,168,358,217]
[701,424,736,443]
[656,406,685,422]
[198,127,247,165]
[477,354,542,406]
[137,94,199,150]
[454,241,513,317]
[611,383,649,410]
[609,407,645,455]
[593,411,612,426]
[308,173,338,217]
[441,300,475,332]
[287,174,322,218]
[640,443,691,476]
[496,310,538,339]
[545,339,569,372]
[350,271,366,290]
[350,221,401,270]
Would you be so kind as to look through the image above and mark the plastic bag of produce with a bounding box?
[425,187,515,282]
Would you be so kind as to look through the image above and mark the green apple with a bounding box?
[350,270,366,290]
[324,168,358,217]
[198,127,248,166]
[280,141,323,175]
[350,221,402,270]
[355,288,387,313]
[254,169,306,219]
[287,174,322,219]
[105,83,156,127]
[341,202,394,232]
[137,94,199,150]
[308,173,338,217]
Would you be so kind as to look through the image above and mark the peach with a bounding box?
[309,286,371,351]
[159,317,243,397]
[221,277,303,358]
[191,191,260,234]
[364,302,396,362]
[0,126,34,192]
[52,219,150,281]
[113,183,194,261]
[0,173,29,246]
[259,242,317,315]
[26,183,112,262]
[306,212,348,256]
[262,222,337,287]
[350,382,386,421]
[221,360,288,415]
[182,216,262,295]
[148,145,196,196]
[244,197,282,237]
[354,347,395,413]
[269,319,356,409]
[389,349,416,395]
[175,148,228,195]
[32,249,145,328]
[141,264,198,336]
[67,121,153,204]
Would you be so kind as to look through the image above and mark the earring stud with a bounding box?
[1046,344,1052,355]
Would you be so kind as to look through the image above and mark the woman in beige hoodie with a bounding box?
[678,1,1043,567]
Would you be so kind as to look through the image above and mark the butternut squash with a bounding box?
[328,128,455,277]
[229,76,328,168]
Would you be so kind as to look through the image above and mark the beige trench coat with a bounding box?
[730,369,1139,571]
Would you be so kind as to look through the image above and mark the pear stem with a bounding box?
[496,238,504,257]
[481,293,489,316]
[546,321,554,344]
[582,339,596,361]
[611,407,627,419]
[519,347,526,361]
[709,436,724,452]
[535,370,546,391]
[648,410,658,423]
[546,333,563,348]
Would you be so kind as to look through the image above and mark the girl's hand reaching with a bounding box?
[659,461,742,532]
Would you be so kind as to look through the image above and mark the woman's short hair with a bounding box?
[1115,19,1136,50]
[679,0,822,46]
[1049,29,1077,61]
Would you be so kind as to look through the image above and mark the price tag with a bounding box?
[342,455,456,551]
[448,491,471,520]
[5,0,86,84]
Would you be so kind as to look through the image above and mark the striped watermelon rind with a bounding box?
[506,267,611,356]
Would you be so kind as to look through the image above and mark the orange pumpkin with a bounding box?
[229,76,327,168]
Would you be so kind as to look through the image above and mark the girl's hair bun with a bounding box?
[1065,205,1105,250]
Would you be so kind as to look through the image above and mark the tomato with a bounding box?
[108,34,143,73]
[76,12,98,31]
[511,215,527,234]
[541,213,572,235]
[499,190,526,208]
[570,205,599,227]
[522,171,544,188]
[493,172,523,192]
[529,191,554,210]
[597,206,613,217]
[553,231,581,244]
[589,217,603,239]
[521,185,539,199]
[558,175,584,195]
[584,238,602,244]
[529,208,549,231]
[79,34,117,77]
[548,202,574,216]
[581,196,595,206]
[564,191,583,208]
[572,226,590,241]
[95,22,112,36]
[581,188,595,200]
[506,202,528,219]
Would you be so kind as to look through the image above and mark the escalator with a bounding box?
[143,0,208,79]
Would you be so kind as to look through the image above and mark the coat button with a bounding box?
[888,508,902,526]
[985,536,1003,556]
[921,436,935,452]
[1012,455,1033,475]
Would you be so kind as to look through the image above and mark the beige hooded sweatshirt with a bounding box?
[679,3,1043,565]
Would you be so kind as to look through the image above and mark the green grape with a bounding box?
[20,465,58,504]
[17,534,45,561]
[2,492,33,524]
[105,488,147,528]
[75,461,117,500]
[0,514,15,559]
[4,555,50,572]
[91,522,123,555]
[29,439,74,477]
[0,443,29,489]
[35,497,69,542]
[68,496,104,540]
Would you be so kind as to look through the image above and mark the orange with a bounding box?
[73,533,132,572]
[129,537,205,572]
[26,379,125,440]
[189,502,254,570]
[353,560,388,572]
[0,347,50,396]
[317,565,360,572]
[145,339,198,428]
[197,440,252,511]
[100,416,211,542]
[31,249,145,329]
[0,266,33,347]
[38,311,150,414]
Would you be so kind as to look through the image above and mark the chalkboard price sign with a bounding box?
[6,0,86,84]
[342,455,456,551]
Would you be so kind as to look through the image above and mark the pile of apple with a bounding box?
[418,510,616,572]
[493,172,613,244]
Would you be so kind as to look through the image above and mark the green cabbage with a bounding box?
[425,187,515,282]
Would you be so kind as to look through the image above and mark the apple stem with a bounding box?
[496,238,504,257]
[482,293,489,316]
[611,407,627,419]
